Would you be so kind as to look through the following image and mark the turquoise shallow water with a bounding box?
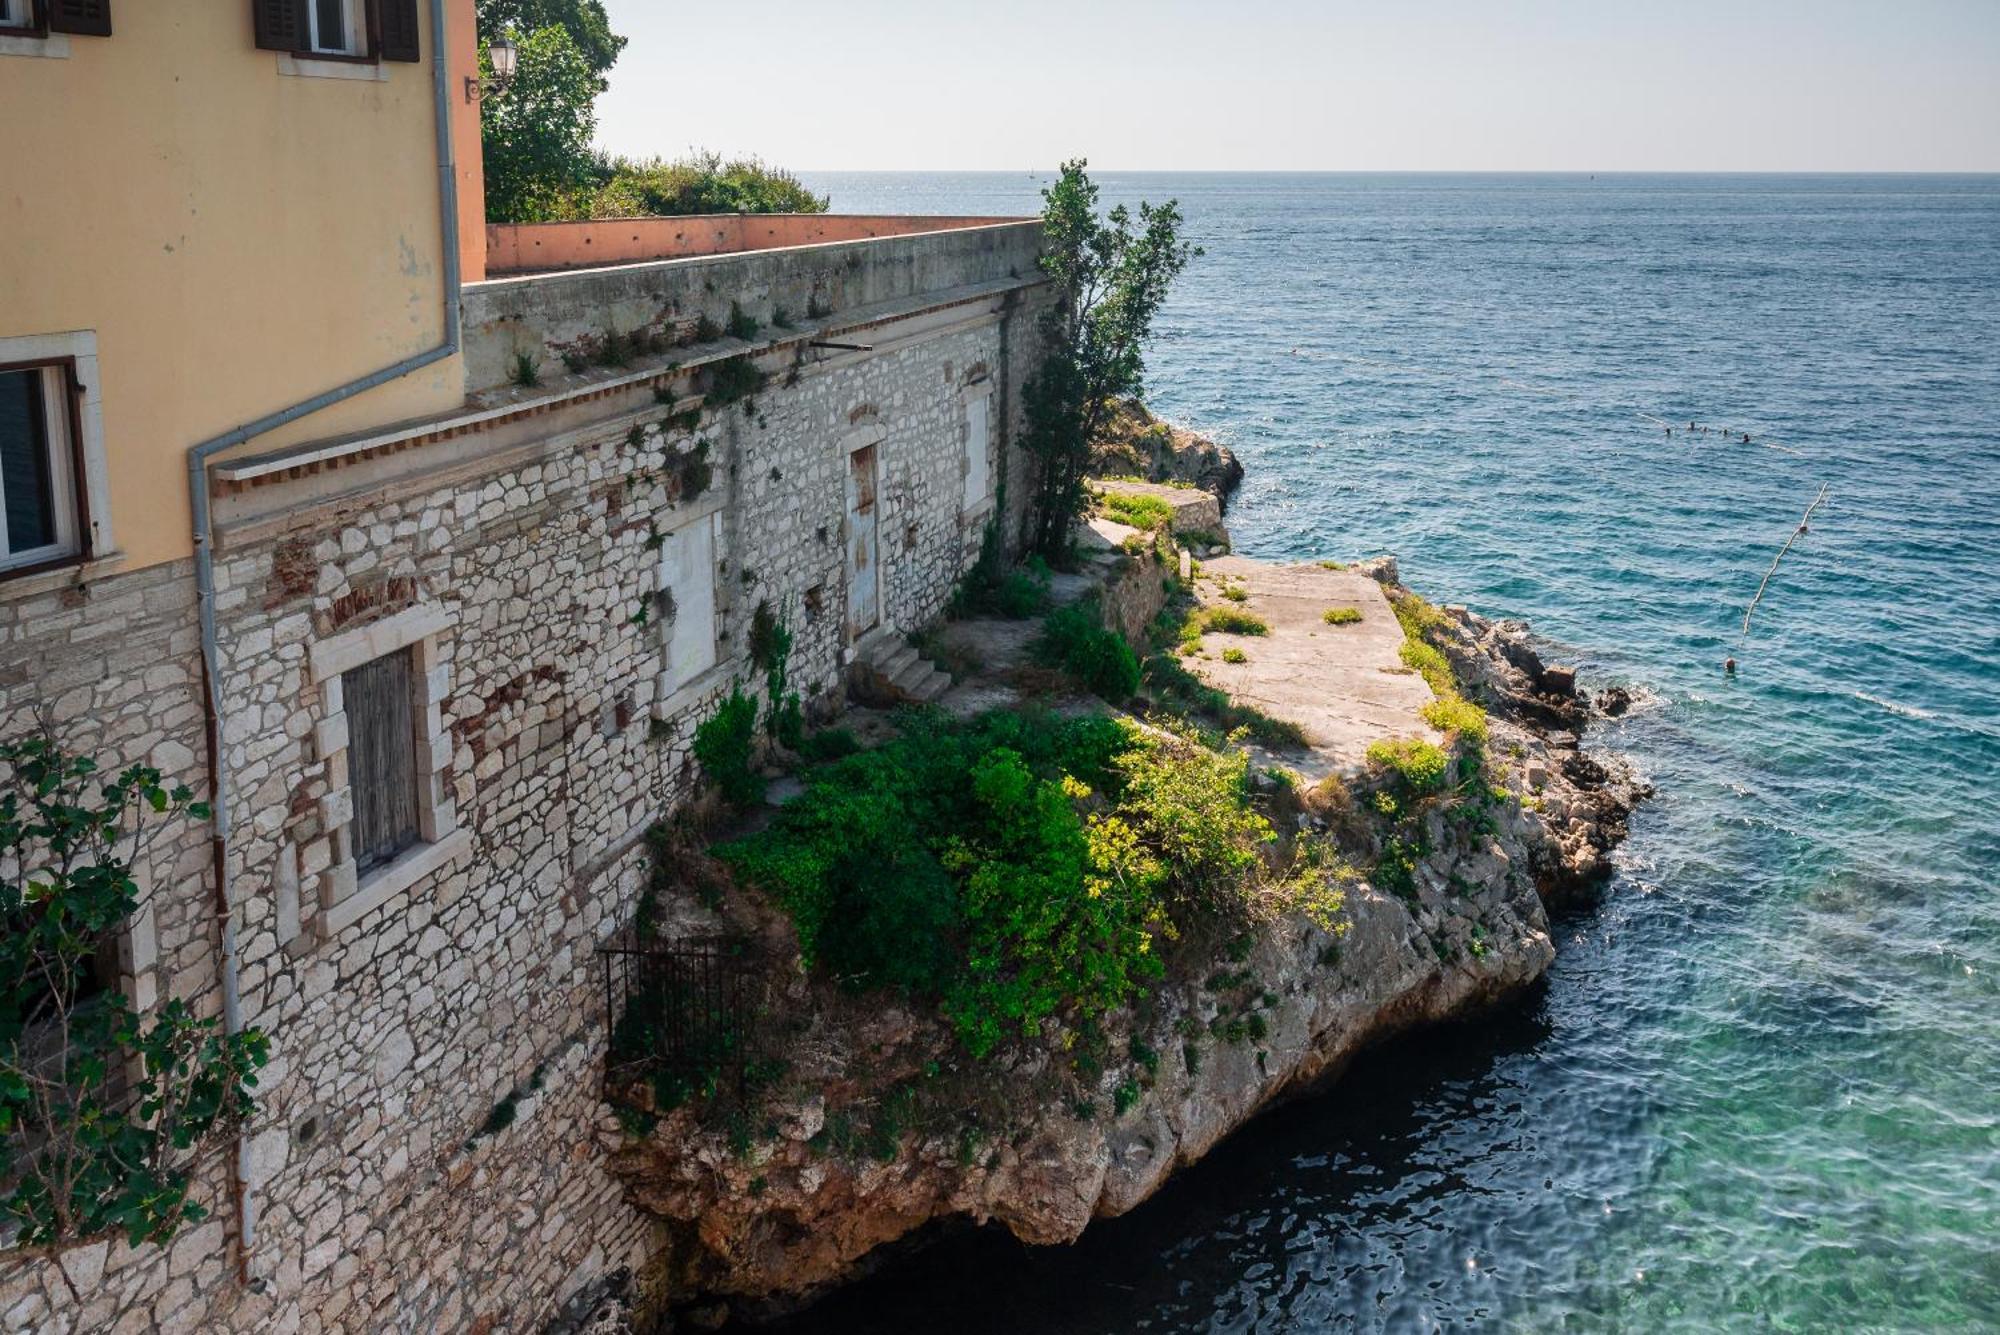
[776,173,2000,1332]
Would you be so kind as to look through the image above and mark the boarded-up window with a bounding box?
[345,648,419,872]
[963,396,991,510]
[658,514,718,692]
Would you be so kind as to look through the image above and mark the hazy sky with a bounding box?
[592,0,2000,171]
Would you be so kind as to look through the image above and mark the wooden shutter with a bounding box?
[345,650,420,873]
[252,0,307,53]
[46,0,111,36]
[376,0,420,61]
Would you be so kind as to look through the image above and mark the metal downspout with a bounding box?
[188,0,461,1282]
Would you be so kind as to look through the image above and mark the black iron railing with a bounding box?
[600,937,755,1106]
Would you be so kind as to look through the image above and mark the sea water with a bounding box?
[775,173,2000,1332]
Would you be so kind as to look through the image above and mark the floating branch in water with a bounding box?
[1740,482,1832,646]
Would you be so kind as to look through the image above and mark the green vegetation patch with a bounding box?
[1221,647,1248,664]
[694,686,764,806]
[1033,605,1141,701]
[1194,605,1269,637]
[718,710,1283,1060]
[1098,490,1177,532]
[1365,737,1451,796]
[1321,606,1363,626]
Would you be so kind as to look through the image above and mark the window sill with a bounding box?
[278,53,387,81]
[0,31,66,58]
[0,550,124,603]
[319,827,470,939]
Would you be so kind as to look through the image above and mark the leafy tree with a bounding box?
[480,24,600,223]
[1021,161,1198,561]
[475,0,625,87]
[0,729,268,1289]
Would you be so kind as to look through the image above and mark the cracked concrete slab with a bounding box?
[1186,557,1441,778]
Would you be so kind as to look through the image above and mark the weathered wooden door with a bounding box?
[344,648,419,872]
[659,514,718,690]
[845,444,879,637]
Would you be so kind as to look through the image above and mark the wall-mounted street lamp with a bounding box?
[465,34,518,103]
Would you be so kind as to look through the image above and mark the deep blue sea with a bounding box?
[779,173,2000,1332]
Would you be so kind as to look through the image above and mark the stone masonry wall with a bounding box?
[1,290,1040,1332]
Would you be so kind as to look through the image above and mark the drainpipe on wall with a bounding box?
[186,0,462,1284]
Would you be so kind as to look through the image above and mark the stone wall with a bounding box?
[1,276,1045,1332]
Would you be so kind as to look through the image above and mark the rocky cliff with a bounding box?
[608,566,1644,1321]
[1091,398,1245,510]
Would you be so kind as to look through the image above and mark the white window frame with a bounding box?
[0,331,110,575]
[0,0,34,30]
[307,604,468,940]
[307,0,366,57]
[0,365,80,572]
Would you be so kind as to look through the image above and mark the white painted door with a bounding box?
[659,514,717,690]
[845,443,879,637]
[962,395,991,511]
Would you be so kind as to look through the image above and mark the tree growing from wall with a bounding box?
[1020,161,1198,563]
[0,729,268,1292]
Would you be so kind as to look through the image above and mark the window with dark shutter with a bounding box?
[376,0,419,62]
[345,648,421,873]
[252,0,307,52]
[0,361,85,574]
[46,0,112,36]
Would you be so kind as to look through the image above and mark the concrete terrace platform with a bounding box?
[1188,557,1441,778]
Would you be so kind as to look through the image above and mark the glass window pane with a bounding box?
[314,0,348,52]
[0,369,59,556]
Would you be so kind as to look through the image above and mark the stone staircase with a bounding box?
[849,626,951,705]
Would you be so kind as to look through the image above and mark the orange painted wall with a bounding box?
[485,214,1031,276]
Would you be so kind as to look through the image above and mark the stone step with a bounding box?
[845,629,950,706]
[875,642,919,680]
[889,656,935,697]
[908,667,950,702]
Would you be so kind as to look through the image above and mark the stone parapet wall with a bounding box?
[461,221,1044,397]
[1,279,1046,1331]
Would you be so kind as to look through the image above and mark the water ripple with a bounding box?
[775,172,2000,1333]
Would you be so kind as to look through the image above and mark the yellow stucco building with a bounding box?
[0,3,1045,1326]
[0,0,481,575]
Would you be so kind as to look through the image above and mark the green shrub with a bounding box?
[1196,606,1269,636]
[946,519,1050,620]
[705,355,766,407]
[0,733,269,1253]
[799,727,861,762]
[1420,695,1488,746]
[587,150,829,218]
[694,687,764,806]
[1399,637,1453,695]
[1322,606,1362,626]
[1110,734,1273,915]
[1366,737,1451,796]
[718,710,1281,1060]
[942,749,1162,1056]
[1098,491,1176,531]
[1221,647,1247,664]
[725,301,760,342]
[1034,605,1141,701]
[1220,584,1249,603]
